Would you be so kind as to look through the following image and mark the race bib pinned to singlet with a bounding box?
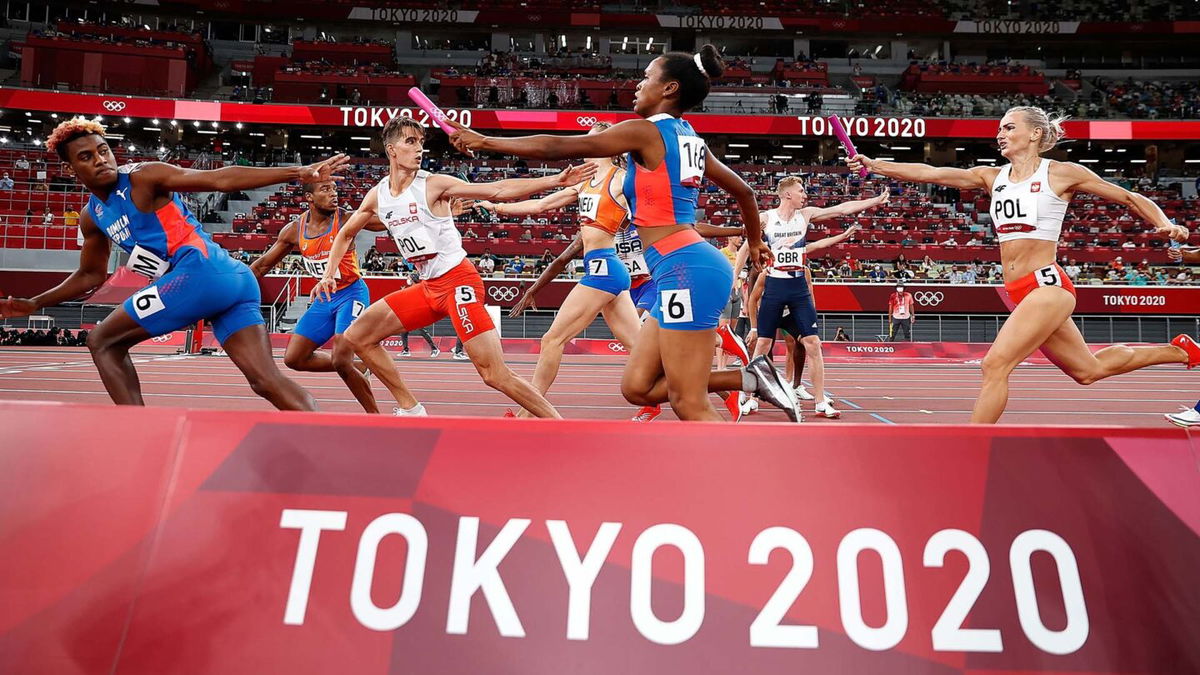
[126,245,169,280]
[302,256,341,280]
[578,192,600,221]
[677,135,707,188]
[772,246,806,272]
[992,190,1040,234]
[615,228,650,278]
[622,253,648,278]
[393,226,439,263]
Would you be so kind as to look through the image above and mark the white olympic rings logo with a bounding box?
[576,116,598,127]
[608,342,626,353]
[913,291,944,306]
[151,334,172,343]
[487,286,520,302]
[102,100,127,112]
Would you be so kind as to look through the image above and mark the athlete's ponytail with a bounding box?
[660,44,725,112]
[1007,106,1069,153]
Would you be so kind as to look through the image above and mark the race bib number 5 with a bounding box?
[659,288,694,324]
[455,285,478,305]
[1034,265,1061,288]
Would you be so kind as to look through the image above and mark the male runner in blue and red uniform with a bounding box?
[0,117,347,409]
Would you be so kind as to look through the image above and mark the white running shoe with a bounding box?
[400,349,412,357]
[794,385,816,401]
[739,392,759,416]
[393,403,428,416]
[453,351,469,360]
[814,399,842,419]
[430,348,441,358]
[1165,406,1200,427]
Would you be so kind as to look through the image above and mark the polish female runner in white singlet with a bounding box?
[848,106,1195,423]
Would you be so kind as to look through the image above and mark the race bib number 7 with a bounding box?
[677,136,706,188]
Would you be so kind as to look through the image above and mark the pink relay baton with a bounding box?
[408,87,456,134]
[828,115,867,177]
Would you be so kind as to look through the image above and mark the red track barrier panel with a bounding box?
[1,401,1198,674]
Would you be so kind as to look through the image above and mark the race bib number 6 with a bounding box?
[131,285,166,319]
[660,288,694,324]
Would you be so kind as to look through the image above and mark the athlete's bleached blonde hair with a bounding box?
[47,116,107,161]
[776,175,804,194]
[1006,106,1069,152]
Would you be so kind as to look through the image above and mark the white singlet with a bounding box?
[375,170,466,279]
[762,207,810,279]
[989,158,1069,244]
[614,225,650,280]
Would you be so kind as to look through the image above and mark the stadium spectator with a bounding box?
[0,172,12,190]
[63,208,80,228]
[477,250,497,276]
[41,209,53,226]
[14,155,29,170]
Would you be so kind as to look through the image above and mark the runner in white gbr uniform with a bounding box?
[312,116,596,417]
[848,106,1196,423]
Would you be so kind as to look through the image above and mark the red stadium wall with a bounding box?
[19,37,192,96]
[0,401,1197,674]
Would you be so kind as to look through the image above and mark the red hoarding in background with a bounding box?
[3,88,1200,139]
[0,401,1197,674]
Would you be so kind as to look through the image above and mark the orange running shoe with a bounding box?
[630,406,662,422]
[716,325,750,365]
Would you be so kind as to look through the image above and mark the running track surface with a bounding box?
[0,346,1195,426]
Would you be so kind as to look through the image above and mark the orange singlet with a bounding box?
[298,209,362,291]
[577,166,627,235]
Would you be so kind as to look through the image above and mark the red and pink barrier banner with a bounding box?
[1,401,1197,674]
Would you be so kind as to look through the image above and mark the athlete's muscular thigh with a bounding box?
[344,299,406,345]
